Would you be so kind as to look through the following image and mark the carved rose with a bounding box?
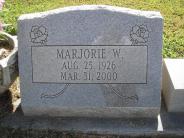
[130,25,149,44]
[30,25,48,44]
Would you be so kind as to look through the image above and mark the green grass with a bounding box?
[0,0,184,57]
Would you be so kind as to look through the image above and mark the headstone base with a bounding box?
[1,100,184,138]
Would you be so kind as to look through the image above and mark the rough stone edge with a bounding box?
[18,5,163,21]
[22,106,159,118]
[1,127,184,138]
[0,127,173,138]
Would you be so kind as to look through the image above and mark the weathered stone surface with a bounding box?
[163,59,184,112]
[18,5,163,117]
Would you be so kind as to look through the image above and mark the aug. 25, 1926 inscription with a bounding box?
[32,45,147,84]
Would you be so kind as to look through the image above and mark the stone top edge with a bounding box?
[18,5,163,20]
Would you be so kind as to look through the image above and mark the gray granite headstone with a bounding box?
[18,5,163,118]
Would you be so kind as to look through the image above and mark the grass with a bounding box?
[0,0,184,58]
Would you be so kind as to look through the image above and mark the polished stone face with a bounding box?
[18,5,163,118]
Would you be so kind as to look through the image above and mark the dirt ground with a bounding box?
[0,77,20,118]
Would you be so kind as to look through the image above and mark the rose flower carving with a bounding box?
[30,25,48,45]
[130,25,149,44]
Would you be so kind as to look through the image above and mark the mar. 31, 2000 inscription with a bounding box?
[32,45,147,84]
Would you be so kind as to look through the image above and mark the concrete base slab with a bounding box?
[1,100,184,138]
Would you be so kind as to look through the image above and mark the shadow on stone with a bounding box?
[0,90,13,118]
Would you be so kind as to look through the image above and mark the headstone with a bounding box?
[163,59,184,112]
[18,5,163,118]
